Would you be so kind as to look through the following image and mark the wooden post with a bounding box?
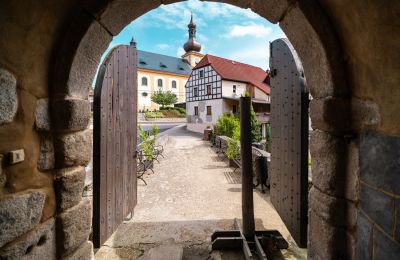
[240,96,255,239]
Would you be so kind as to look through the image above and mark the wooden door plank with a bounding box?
[269,38,308,248]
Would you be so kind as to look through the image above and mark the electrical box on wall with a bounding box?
[9,149,24,164]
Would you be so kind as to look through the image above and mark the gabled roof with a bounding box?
[137,50,192,75]
[193,54,270,94]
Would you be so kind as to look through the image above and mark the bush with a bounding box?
[226,127,240,160]
[214,112,239,138]
[145,111,164,118]
[174,107,186,114]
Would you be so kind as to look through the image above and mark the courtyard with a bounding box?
[94,125,307,259]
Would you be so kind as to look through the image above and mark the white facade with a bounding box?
[186,99,223,124]
[221,80,246,99]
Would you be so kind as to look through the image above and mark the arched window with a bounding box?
[141,77,147,86]
[171,80,177,89]
[157,79,163,88]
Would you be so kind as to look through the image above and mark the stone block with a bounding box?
[62,241,94,260]
[0,190,46,247]
[0,218,56,260]
[360,183,394,234]
[35,98,51,131]
[54,167,86,211]
[309,186,357,229]
[37,134,55,171]
[54,129,92,167]
[57,199,92,257]
[0,68,18,125]
[396,199,400,242]
[310,98,351,133]
[0,154,6,190]
[360,130,400,195]
[99,0,161,36]
[251,0,289,24]
[356,212,372,260]
[308,209,347,260]
[66,21,112,99]
[52,98,90,131]
[345,140,359,202]
[279,3,348,98]
[374,227,400,260]
[201,0,251,9]
[310,130,346,197]
[351,98,380,130]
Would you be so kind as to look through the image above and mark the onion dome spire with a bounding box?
[183,12,201,52]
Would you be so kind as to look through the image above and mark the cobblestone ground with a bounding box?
[95,125,307,260]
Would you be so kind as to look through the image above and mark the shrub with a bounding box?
[160,109,185,118]
[145,111,164,118]
[250,105,261,142]
[214,112,239,138]
[226,127,240,160]
[138,126,153,160]
[174,107,186,114]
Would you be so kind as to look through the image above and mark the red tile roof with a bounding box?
[193,54,270,94]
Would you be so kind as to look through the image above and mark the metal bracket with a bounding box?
[211,219,288,260]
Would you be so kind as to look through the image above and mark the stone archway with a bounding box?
[49,1,356,259]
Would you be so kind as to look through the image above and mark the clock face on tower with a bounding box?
[195,58,200,64]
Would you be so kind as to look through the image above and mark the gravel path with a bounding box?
[95,125,307,260]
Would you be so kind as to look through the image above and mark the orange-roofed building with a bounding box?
[185,54,271,138]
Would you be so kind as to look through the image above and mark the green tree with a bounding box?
[150,91,178,108]
[250,104,261,142]
[214,112,239,138]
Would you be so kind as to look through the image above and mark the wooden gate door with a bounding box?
[269,38,309,248]
[93,42,138,248]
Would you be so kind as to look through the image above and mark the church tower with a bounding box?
[181,13,204,68]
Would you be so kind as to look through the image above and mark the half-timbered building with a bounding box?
[185,54,271,136]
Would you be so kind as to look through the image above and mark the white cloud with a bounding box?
[227,43,270,70]
[224,23,272,38]
[176,47,185,57]
[156,43,170,49]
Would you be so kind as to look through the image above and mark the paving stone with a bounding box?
[374,227,400,260]
[0,218,56,260]
[37,134,55,171]
[54,129,92,167]
[57,199,91,257]
[137,244,183,260]
[0,68,18,125]
[360,130,400,195]
[0,190,46,247]
[54,167,86,211]
[360,183,394,234]
[62,241,93,260]
[356,212,372,260]
[52,98,90,131]
[35,98,51,131]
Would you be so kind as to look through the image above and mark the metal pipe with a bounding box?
[240,96,255,239]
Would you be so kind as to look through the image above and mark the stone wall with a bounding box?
[0,0,399,259]
[357,131,400,259]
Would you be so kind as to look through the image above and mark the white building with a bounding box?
[185,54,271,135]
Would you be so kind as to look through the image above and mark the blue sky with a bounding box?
[99,0,286,73]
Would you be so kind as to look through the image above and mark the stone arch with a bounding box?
[50,0,355,259]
